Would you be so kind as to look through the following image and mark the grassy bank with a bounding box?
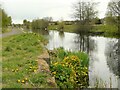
[48,24,119,38]
[49,47,89,88]
[2,33,54,88]
[91,25,119,37]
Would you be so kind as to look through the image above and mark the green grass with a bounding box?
[2,33,53,88]
[91,25,119,37]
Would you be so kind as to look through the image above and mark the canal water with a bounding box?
[45,30,119,88]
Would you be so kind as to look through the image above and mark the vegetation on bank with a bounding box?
[48,24,119,38]
[49,47,89,88]
[2,33,55,88]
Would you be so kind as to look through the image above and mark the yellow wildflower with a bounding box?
[35,60,38,62]
[29,67,32,69]
[54,62,58,65]
[52,71,56,75]
[24,78,28,81]
[21,80,25,83]
[34,70,37,72]
[17,80,20,83]
[16,69,19,71]
[12,69,14,72]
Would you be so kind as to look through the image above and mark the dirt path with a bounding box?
[0,28,24,38]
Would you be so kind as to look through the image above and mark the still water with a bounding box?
[45,30,119,88]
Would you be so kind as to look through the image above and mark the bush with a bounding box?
[50,48,89,88]
[32,19,49,30]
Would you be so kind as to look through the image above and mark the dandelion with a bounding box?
[12,69,14,72]
[21,80,25,83]
[54,62,58,66]
[17,80,21,83]
[35,60,38,62]
[52,72,56,75]
[29,67,32,69]
[24,78,28,81]
[34,70,37,72]
[16,69,19,71]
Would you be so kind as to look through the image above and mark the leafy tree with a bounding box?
[31,18,49,31]
[0,8,12,32]
[23,19,27,25]
[1,8,12,28]
[23,19,31,29]
[58,21,64,32]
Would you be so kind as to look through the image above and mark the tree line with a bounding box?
[0,8,12,32]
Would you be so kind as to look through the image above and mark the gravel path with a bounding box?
[0,28,24,38]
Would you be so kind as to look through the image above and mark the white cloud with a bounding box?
[1,0,110,23]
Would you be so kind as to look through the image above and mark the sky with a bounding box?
[0,0,110,24]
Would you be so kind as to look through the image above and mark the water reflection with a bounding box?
[46,30,119,88]
[105,39,119,77]
[89,37,118,88]
[32,29,49,35]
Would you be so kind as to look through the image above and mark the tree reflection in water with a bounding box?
[74,34,96,54]
[105,38,120,77]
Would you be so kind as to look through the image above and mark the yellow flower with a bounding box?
[54,62,58,65]
[34,70,37,72]
[21,80,25,83]
[71,55,79,61]
[35,60,38,62]
[24,78,28,81]
[52,71,56,75]
[17,80,21,83]
[29,67,32,69]
[12,69,14,72]
[64,56,69,61]
[16,69,19,71]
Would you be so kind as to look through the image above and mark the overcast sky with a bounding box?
[1,0,110,24]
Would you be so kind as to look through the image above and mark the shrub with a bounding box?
[50,48,89,88]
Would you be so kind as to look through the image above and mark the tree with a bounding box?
[31,18,49,31]
[72,0,98,33]
[107,0,120,16]
[73,1,98,24]
[23,19,31,29]
[1,8,12,28]
[106,0,120,34]
[58,21,64,31]
[43,17,53,23]
[23,19,27,25]
[0,8,12,32]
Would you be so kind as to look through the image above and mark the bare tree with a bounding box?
[107,0,120,34]
[73,1,98,24]
[72,0,98,34]
[107,0,120,16]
